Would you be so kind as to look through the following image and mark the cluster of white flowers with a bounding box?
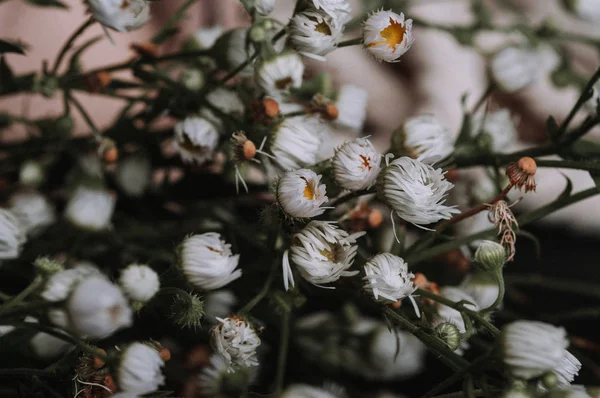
[211,316,261,371]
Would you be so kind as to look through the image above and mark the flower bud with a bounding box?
[541,371,559,390]
[169,291,204,330]
[179,69,205,91]
[34,257,64,276]
[19,160,45,187]
[474,241,507,272]
[434,322,461,352]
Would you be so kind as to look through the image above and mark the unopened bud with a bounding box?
[325,104,339,120]
[263,98,280,118]
[474,240,507,272]
[159,347,171,361]
[34,257,64,276]
[55,115,75,136]
[169,291,204,330]
[367,209,383,228]
[434,322,461,352]
[99,139,118,164]
[19,160,44,187]
[180,69,205,91]
[541,371,559,390]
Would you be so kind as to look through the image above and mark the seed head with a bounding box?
[506,157,537,192]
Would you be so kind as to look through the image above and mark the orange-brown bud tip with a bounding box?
[242,140,257,161]
[413,273,428,289]
[263,98,280,118]
[518,156,537,175]
[391,301,402,309]
[93,349,107,369]
[159,347,171,361]
[325,104,339,120]
[367,209,383,228]
[445,168,459,182]
[130,42,159,58]
[103,147,119,164]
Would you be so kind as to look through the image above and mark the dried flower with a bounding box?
[212,316,260,370]
[488,200,518,261]
[506,157,537,192]
[276,169,329,218]
[363,10,415,63]
[332,138,382,191]
[270,116,323,170]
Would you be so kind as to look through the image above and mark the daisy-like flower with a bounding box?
[255,52,305,99]
[41,265,101,302]
[377,156,459,228]
[310,0,353,25]
[270,116,323,170]
[199,353,257,396]
[117,342,165,394]
[178,232,242,291]
[86,0,151,32]
[276,169,328,218]
[0,209,26,260]
[201,88,246,129]
[9,191,55,237]
[119,264,160,303]
[363,10,414,63]
[490,47,539,93]
[501,320,569,379]
[212,316,261,370]
[363,253,417,305]
[395,115,454,164]
[67,275,133,338]
[116,154,152,197]
[65,187,116,232]
[188,25,224,50]
[173,117,219,164]
[334,84,368,133]
[289,9,343,61]
[470,109,519,153]
[255,0,275,16]
[282,384,339,398]
[433,287,479,333]
[283,221,364,290]
[332,138,381,191]
[554,350,582,386]
[564,0,600,23]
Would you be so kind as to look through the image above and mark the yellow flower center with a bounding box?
[368,18,406,50]
[359,155,372,170]
[314,21,331,35]
[319,248,336,262]
[301,177,315,200]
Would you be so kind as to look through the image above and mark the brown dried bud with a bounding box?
[103,375,117,393]
[98,139,118,164]
[130,42,159,58]
[263,98,280,118]
[325,104,339,120]
[367,208,383,228]
[506,156,537,192]
[231,131,257,162]
[159,347,171,361]
[92,349,106,369]
[84,71,112,93]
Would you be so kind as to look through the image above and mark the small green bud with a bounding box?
[169,291,204,330]
[474,240,507,272]
[19,160,45,187]
[249,24,268,43]
[55,115,75,136]
[37,75,59,98]
[434,322,461,352]
[179,69,205,91]
[541,371,559,390]
[34,257,64,276]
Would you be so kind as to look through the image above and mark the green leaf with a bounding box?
[545,115,560,142]
[24,0,68,8]
[557,174,573,201]
[0,39,26,54]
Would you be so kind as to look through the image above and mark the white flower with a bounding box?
[460,271,500,310]
[190,25,223,50]
[433,287,479,333]
[282,384,338,398]
[255,0,275,16]
[289,9,342,61]
[0,325,14,337]
[67,275,133,338]
[566,0,600,23]
[398,115,454,164]
[41,265,101,302]
[470,109,518,153]
[310,0,352,24]
[501,320,569,379]
[212,316,260,370]
[65,187,115,231]
[363,10,414,63]
[283,221,363,290]
[271,116,323,170]
[19,160,44,187]
[119,264,160,303]
[173,117,219,164]
[365,327,426,380]
[256,52,304,99]
[377,156,459,227]
[223,28,256,77]
[334,84,368,133]
[10,192,56,236]
[200,88,245,129]
[116,154,152,197]
[204,290,237,324]
[363,253,417,303]
[276,169,328,218]
[490,47,539,93]
[554,350,582,386]
[30,331,73,359]
[179,232,242,291]
[332,138,381,191]
[0,209,26,260]
[117,342,165,394]
[86,0,150,32]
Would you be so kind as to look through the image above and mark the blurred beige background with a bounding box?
[1,0,600,233]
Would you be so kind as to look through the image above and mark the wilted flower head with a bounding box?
[86,0,151,32]
[271,116,323,170]
[179,232,242,291]
[65,187,116,232]
[276,169,329,218]
[67,275,133,338]
[395,115,454,164]
[332,138,382,191]
[0,209,26,260]
[363,10,414,62]
[334,84,368,133]
[283,221,364,290]
[117,342,165,394]
[363,253,417,304]
[256,52,305,99]
[501,320,569,379]
[490,47,539,93]
[377,156,459,228]
[212,316,260,371]
[506,157,537,192]
[119,264,160,303]
[173,117,219,165]
[289,9,343,61]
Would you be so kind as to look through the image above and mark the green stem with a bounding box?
[557,66,600,138]
[238,258,278,316]
[274,311,290,395]
[337,37,363,47]
[481,270,505,314]
[67,93,102,142]
[0,276,43,314]
[472,84,494,114]
[52,18,95,75]
[326,188,373,209]
[0,291,12,301]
